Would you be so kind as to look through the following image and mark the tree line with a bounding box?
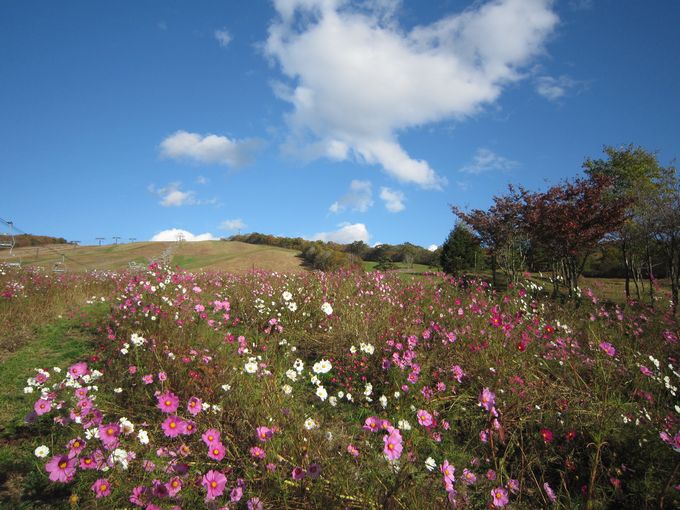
[445,145,680,311]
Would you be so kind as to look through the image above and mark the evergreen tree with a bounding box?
[440,224,481,275]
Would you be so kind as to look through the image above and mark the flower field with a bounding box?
[1,263,679,509]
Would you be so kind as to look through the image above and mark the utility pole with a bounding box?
[96,237,105,246]
[129,237,137,243]
[113,236,121,245]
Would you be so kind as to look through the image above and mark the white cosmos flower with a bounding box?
[282,291,293,301]
[312,359,332,374]
[34,445,50,458]
[425,457,437,471]
[137,429,149,445]
[304,417,318,430]
[244,361,258,374]
[286,369,298,381]
[282,384,293,395]
[316,386,328,401]
[321,302,333,316]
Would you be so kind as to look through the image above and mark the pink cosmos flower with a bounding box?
[92,478,111,498]
[417,410,433,427]
[480,388,496,412]
[45,454,77,482]
[158,371,167,382]
[441,460,455,483]
[248,497,264,510]
[256,426,273,442]
[599,342,616,357]
[166,476,182,497]
[99,423,121,449]
[250,446,266,459]
[347,444,360,457]
[67,437,86,457]
[544,482,557,502]
[202,428,221,446]
[208,442,226,461]
[181,420,197,435]
[231,486,243,502]
[291,466,306,480]
[161,415,185,438]
[639,365,653,377]
[34,398,52,416]
[187,396,203,416]
[68,361,88,378]
[307,463,321,479]
[129,485,148,507]
[383,431,403,461]
[79,454,99,470]
[142,374,154,384]
[157,391,180,413]
[462,468,476,485]
[74,387,88,399]
[491,487,509,507]
[363,416,381,432]
[202,470,227,501]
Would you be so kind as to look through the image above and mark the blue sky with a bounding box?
[1,0,679,249]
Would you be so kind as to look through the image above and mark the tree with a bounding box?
[440,223,481,275]
[584,145,664,300]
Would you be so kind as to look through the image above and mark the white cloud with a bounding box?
[535,75,579,101]
[215,28,232,47]
[312,223,369,243]
[265,0,558,188]
[427,244,438,252]
[149,182,197,207]
[196,175,209,185]
[379,187,405,212]
[330,180,373,213]
[150,228,217,242]
[220,219,246,231]
[160,130,264,167]
[460,148,518,174]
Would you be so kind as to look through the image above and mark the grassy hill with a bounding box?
[0,241,306,273]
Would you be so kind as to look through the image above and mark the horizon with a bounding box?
[2,0,679,249]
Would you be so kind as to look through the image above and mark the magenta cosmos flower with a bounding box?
[250,446,265,459]
[491,487,509,507]
[480,388,496,412]
[291,466,306,480]
[166,476,182,497]
[34,398,52,416]
[202,470,227,501]
[599,341,616,357]
[187,396,203,416]
[256,426,273,442]
[417,410,433,427]
[202,428,221,446]
[67,437,86,457]
[383,431,403,461]
[161,415,185,438]
[92,478,112,498]
[98,422,121,449]
[68,361,88,378]
[363,416,381,432]
[45,454,77,482]
[207,442,226,461]
[441,460,455,483]
[157,391,180,413]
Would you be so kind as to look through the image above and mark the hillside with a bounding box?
[0,240,306,273]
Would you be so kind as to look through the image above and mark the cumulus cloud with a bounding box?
[149,182,217,207]
[160,130,264,167]
[535,75,580,101]
[312,223,369,243]
[330,180,373,213]
[215,28,232,47]
[427,244,439,252]
[459,148,518,175]
[379,186,405,212]
[220,219,246,231]
[150,228,217,242]
[265,0,558,188]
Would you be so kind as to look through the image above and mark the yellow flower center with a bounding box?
[99,484,108,492]
[165,400,172,406]
[211,481,217,488]
[388,443,394,450]
[170,422,176,428]
[59,461,67,469]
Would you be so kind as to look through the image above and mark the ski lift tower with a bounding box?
[0,220,21,267]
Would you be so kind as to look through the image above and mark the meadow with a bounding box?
[0,262,678,509]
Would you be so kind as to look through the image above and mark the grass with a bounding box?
[0,306,106,508]
[0,241,306,274]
